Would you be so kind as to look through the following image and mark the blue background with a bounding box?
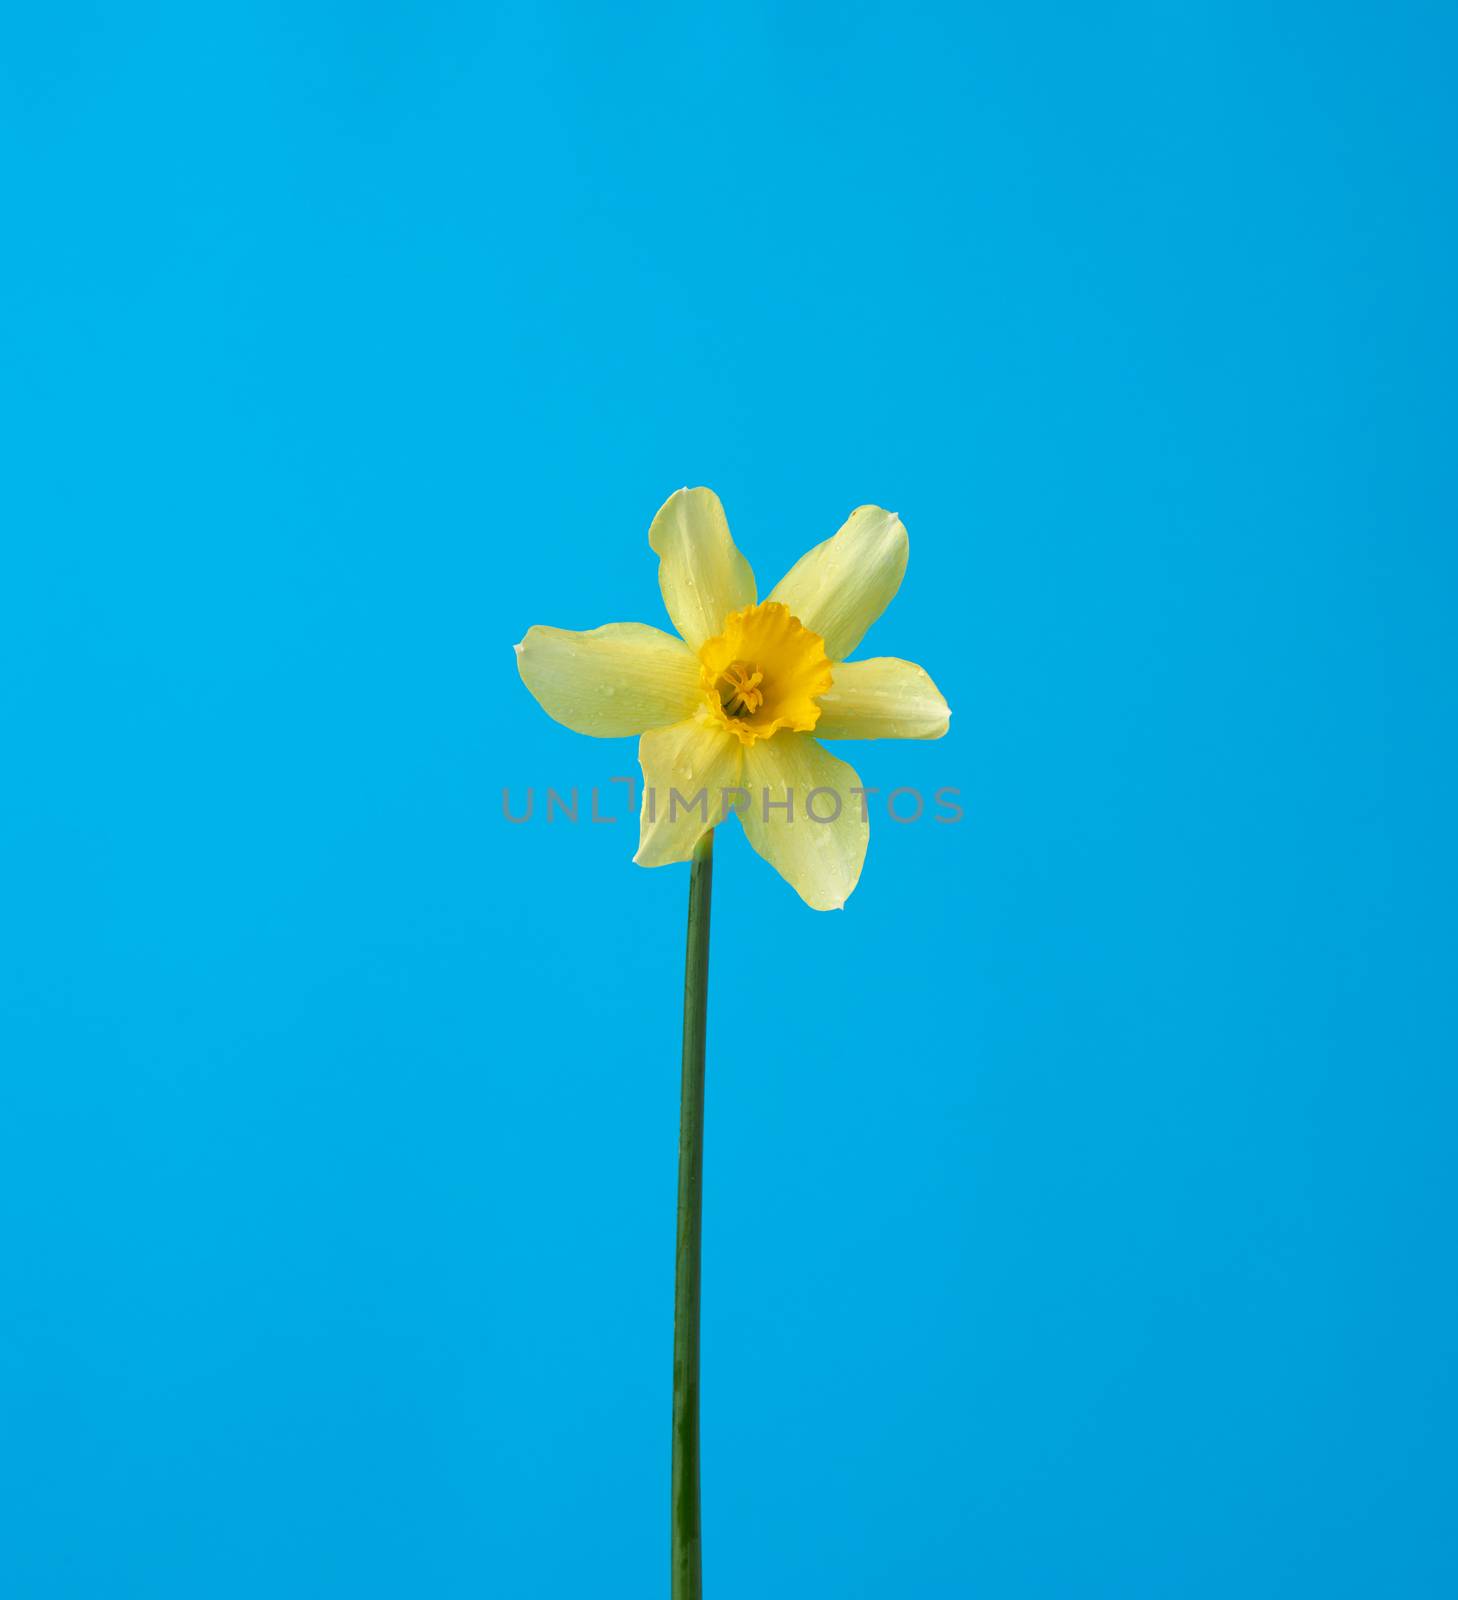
[3,3,1456,1595]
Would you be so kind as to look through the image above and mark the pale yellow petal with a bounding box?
[767,506,908,662]
[813,657,951,740]
[515,622,701,737]
[648,487,757,651]
[740,734,869,910]
[635,716,744,866]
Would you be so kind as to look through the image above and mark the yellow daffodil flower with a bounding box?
[515,488,950,909]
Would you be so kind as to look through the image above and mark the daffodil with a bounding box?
[515,487,950,909]
[514,486,951,1597]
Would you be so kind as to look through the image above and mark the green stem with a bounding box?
[672,828,713,1600]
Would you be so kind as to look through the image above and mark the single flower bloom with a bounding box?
[515,488,951,909]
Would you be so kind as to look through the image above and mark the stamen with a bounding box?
[720,663,765,716]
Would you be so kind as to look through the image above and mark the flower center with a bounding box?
[698,601,833,746]
[718,663,765,717]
